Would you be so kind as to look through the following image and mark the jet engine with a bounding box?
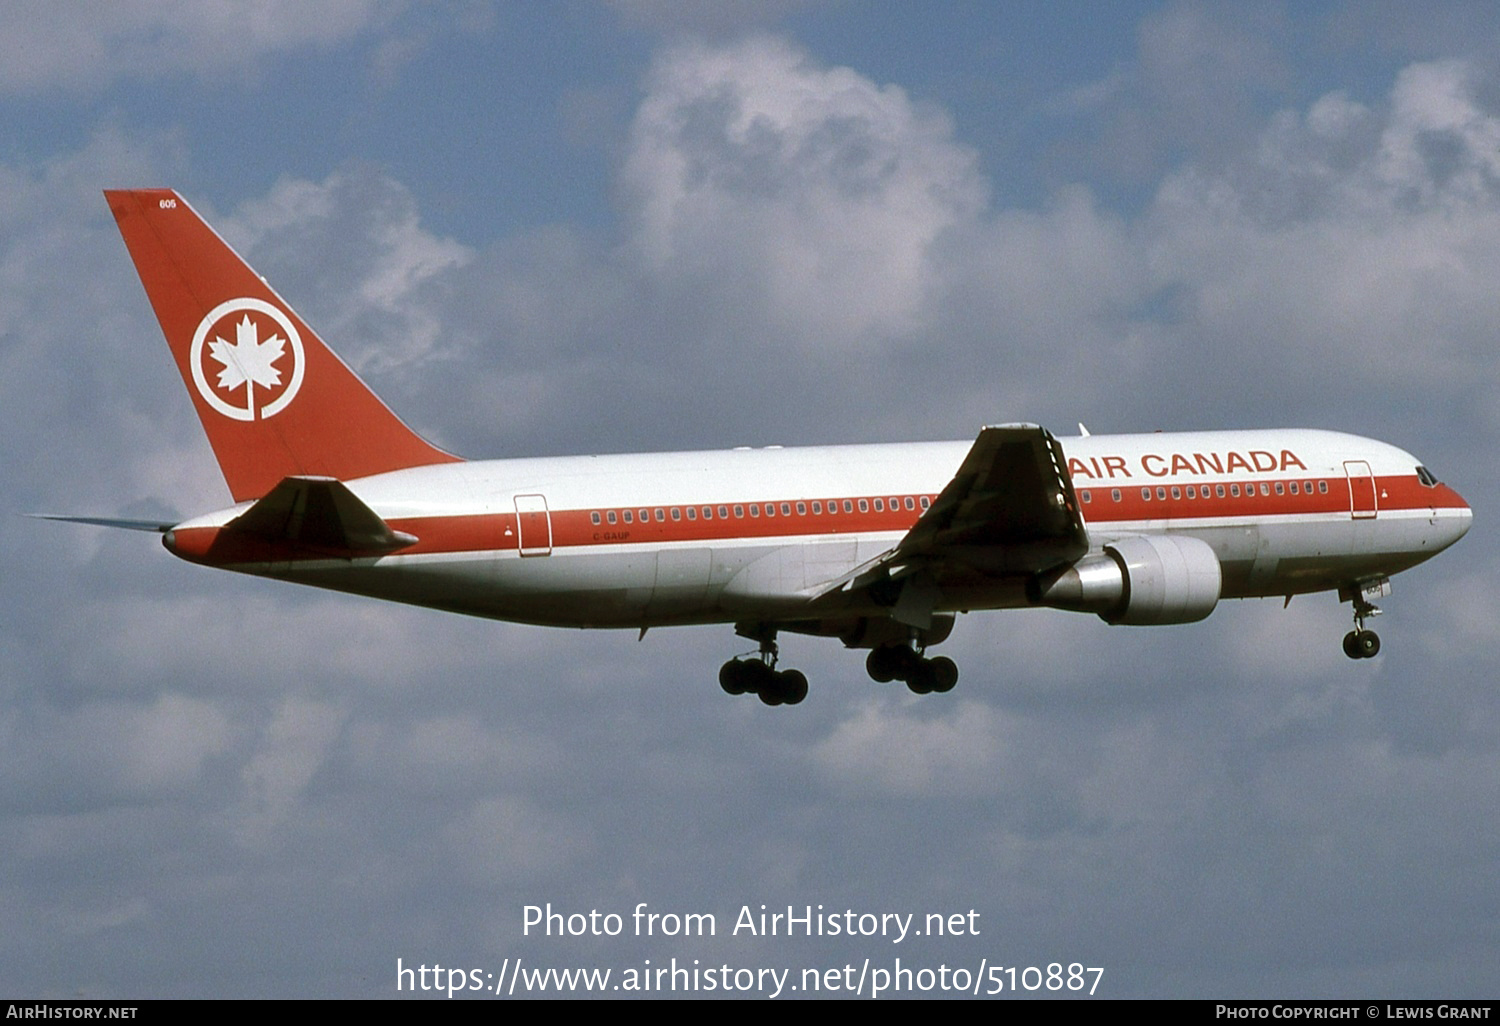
[1029,534,1221,625]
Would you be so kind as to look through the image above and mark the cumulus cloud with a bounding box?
[607,0,816,38]
[1141,57,1500,419]
[7,20,1500,997]
[222,170,471,376]
[622,36,986,350]
[234,697,347,842]
[0,0,398,93]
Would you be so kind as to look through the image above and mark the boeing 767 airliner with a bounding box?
[35,190,1473,706]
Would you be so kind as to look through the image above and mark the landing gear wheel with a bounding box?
[1343,630,1381,660]
[777,669,809,705]
[905,661,936,695]
[929,656,958,693]
[889,645,922,682]
[719,660,749,695]
[866,647,898,683]
[740,659,775,697]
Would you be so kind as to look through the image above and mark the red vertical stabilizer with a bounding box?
[106,189,461,502]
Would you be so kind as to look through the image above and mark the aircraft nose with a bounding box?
[1432,484,1472,550]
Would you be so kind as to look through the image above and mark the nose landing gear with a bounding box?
[1340,578,1388,660]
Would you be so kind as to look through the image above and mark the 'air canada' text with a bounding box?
[1068,449,1309,481]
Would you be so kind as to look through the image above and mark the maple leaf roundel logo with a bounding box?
[189,298,305,421]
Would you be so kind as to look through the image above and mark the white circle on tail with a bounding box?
[189,298,305,421]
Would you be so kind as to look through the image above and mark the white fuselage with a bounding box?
[164,428,1471,632]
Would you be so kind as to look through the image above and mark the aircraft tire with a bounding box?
[757,679,786,706]
[929,656,958,693]
[866,647,897,683]
[778,670,809,705]
[719,660,749,695]
[906,661,936,695]
[1343,630,1381,659]
[889,645,922,682]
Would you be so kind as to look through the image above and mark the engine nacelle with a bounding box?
[1030,534,1221,625]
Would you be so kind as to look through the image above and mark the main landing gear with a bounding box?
[865,643,958,695]
[719,632,808,706]
[1340,579,1386,660]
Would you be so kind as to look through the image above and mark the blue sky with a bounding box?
[3,0,1499,998]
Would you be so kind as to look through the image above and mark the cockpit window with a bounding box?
[1416,465,1439,487]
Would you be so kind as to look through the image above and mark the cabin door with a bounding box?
[514,494,553,556]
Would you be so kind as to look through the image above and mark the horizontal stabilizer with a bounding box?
[226,476,417,556]
[25,514,175,533]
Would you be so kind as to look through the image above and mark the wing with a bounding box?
[834,423,1088,627]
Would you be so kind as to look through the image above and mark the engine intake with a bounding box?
[1030,534,1221,625]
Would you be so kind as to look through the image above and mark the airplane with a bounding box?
[35,189,1473,706]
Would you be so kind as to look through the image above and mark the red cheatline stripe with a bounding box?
[172,474,1464,565]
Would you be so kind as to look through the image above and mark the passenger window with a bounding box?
[858,499,869,513]
[673,508,683,520]
[607,510,617,524]
[919,496,930,509]
[750,505,760,517]
[1275,482,1284,495]
[1318,481,1328,493]
[812,501,822,514]
[781,503,791,516]
[765,503,775,517]
[720,506,729,519]
[655,508,665,522]
[591,512,601,525]
[1170,487,1180,500]
[844,500,854,513]
[874,498,884,512]
[702,506,712,520]
[733,505,743,518]
[1081,490,1091,503]
[1111,489,1121,502]
[1216,485,1225,498]
[905,496,915,510]
[623,510,633,523]
[796,502,806,515]
[1142,488,1152,501]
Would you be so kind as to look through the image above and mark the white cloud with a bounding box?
[0,0,398,93]
[607,0,816,37]
[233,696,347,842]
[1139,58,1500,410]
[222,170,471,376]
[622,36,986,350]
